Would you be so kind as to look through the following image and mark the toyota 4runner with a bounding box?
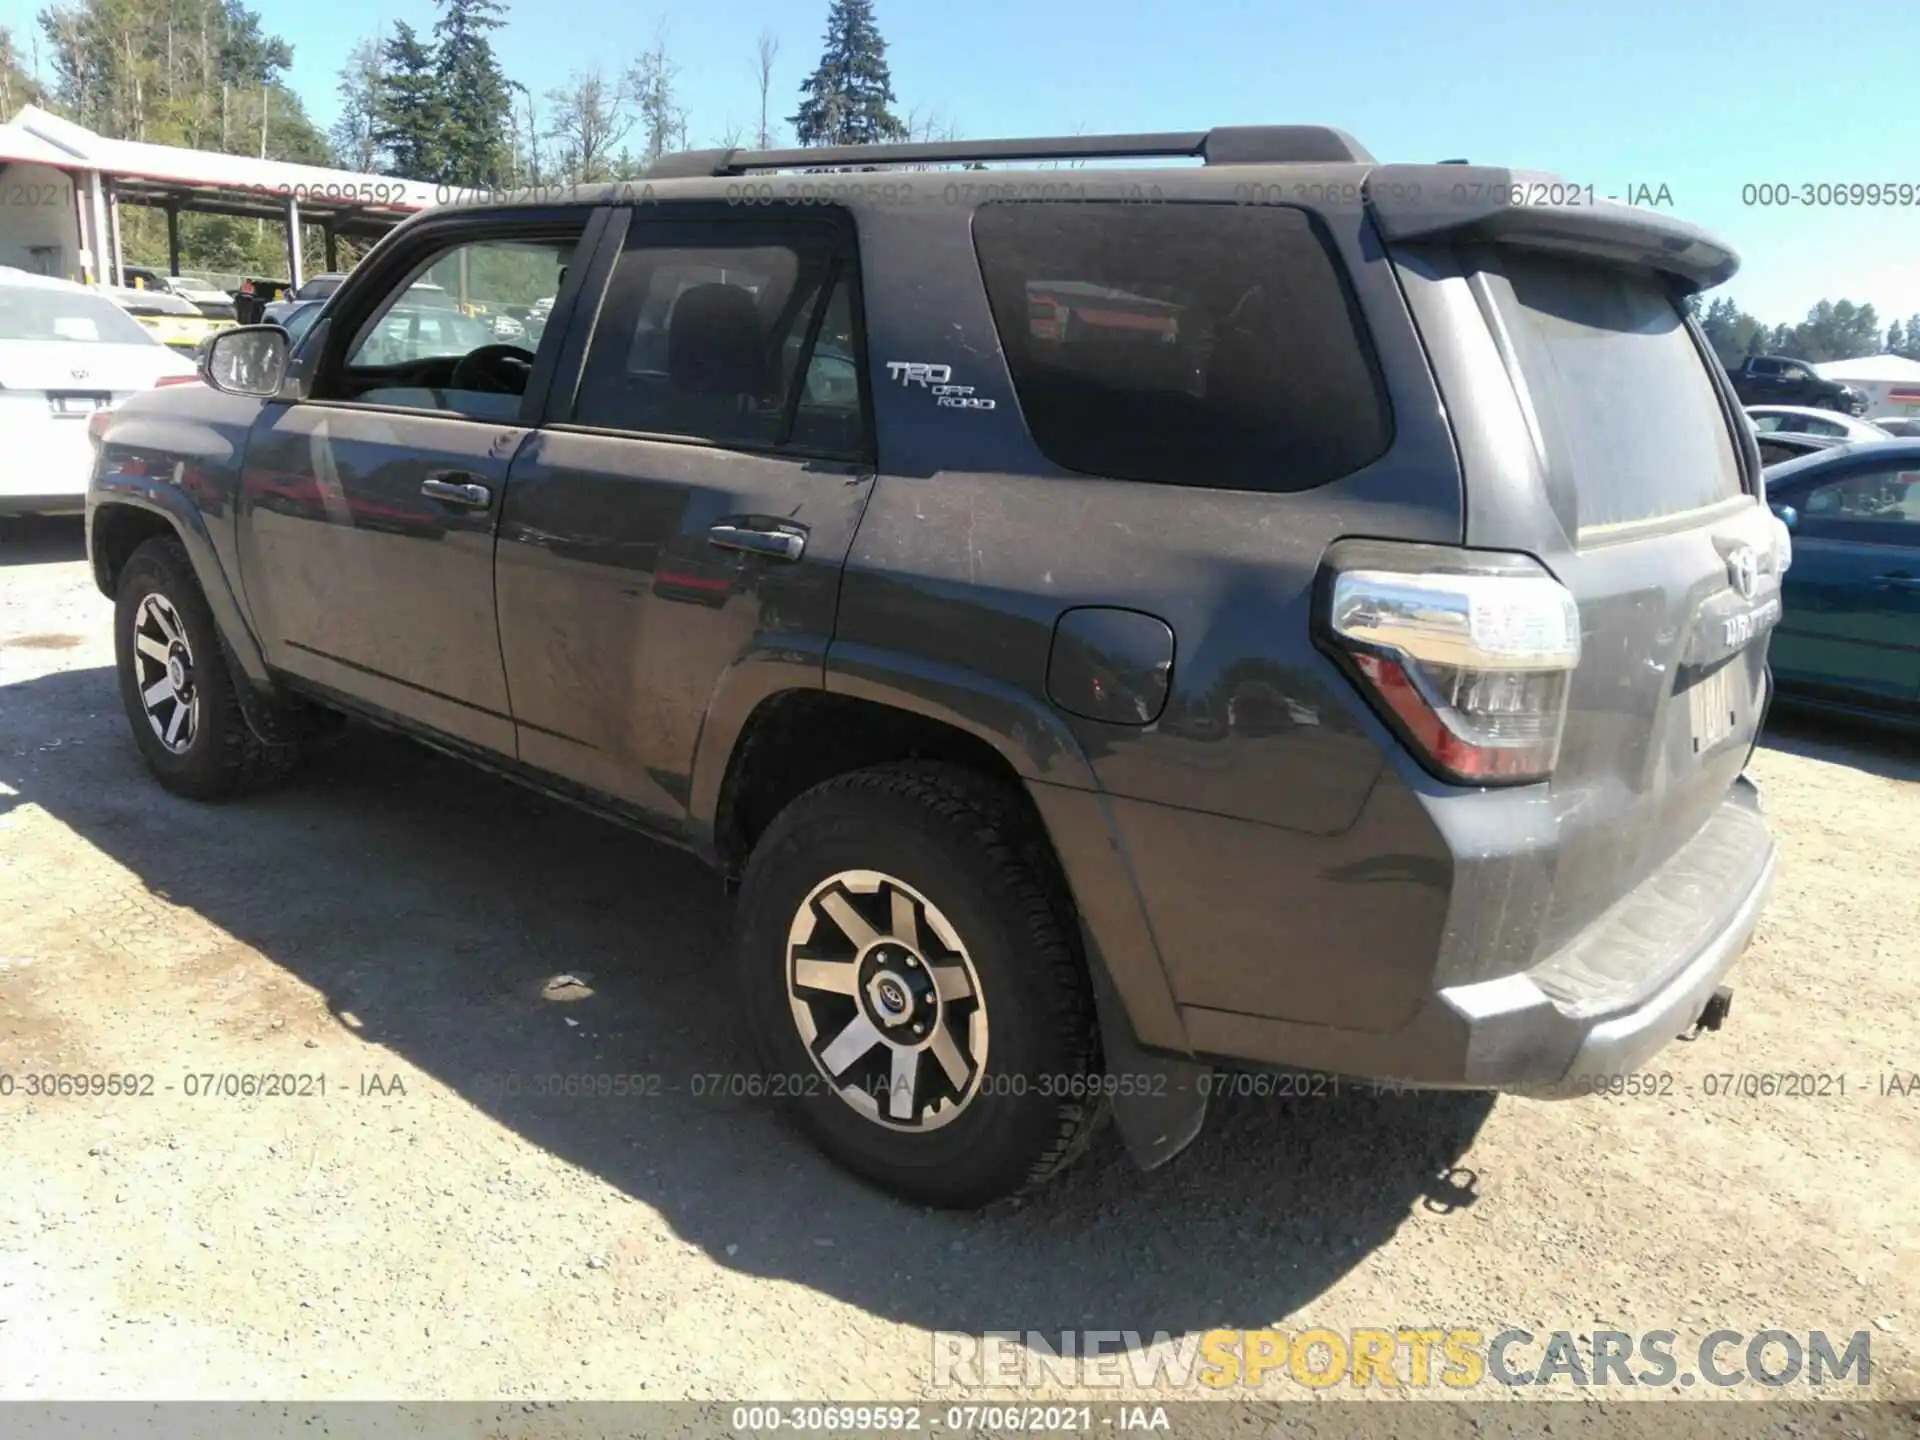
[86,126,1787,1208]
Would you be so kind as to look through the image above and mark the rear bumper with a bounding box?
[1182,775,1775,1091]
[1512,828,1772,1097]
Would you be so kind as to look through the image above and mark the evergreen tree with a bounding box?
[1894,316,1920,361]
[374,22,448,182]
[434,0,511,186]
[790,0,905,146]
[1698,295,1740,367]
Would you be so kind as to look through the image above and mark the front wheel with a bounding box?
[113,535,302,800]
[734,763,1104,1208]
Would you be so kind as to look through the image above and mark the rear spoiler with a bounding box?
[1363,165,1739,292]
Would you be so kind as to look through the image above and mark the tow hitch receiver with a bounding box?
[1684,984,1735,1039]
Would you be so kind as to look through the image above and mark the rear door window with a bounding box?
[1484,251,1744,532]
[571,214,864,457]
[971,202,1392,492]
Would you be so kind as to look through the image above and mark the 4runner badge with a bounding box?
[886,361,997,411]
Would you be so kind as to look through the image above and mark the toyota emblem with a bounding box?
[70,367,89,381]
[1727,545,1759,600]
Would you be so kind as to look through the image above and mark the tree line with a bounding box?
[1690,294,1920,367]
[1,0,931,273]
[5,0,1917,360]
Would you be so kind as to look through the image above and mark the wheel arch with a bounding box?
[89,488,297,748]
[699,664,1193,1060]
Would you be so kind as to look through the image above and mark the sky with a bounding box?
[4,0,1915,331]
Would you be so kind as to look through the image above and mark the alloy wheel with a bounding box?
[130,592,200,755]
[785,869,987,1131]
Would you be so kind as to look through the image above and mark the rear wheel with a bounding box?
[734,762,1104,1208]
[113,535,302,800]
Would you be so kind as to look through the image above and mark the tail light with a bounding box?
[1323,558,1581,785]
[87,406,115,447]
[155,374,201,388]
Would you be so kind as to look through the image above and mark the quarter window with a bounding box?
[971,201,1392,492]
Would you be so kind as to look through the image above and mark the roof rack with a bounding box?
[644,125,1374,179]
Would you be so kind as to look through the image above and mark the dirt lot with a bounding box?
[2,517,1917,1419]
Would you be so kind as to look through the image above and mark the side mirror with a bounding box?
[200,324,288,398]
[1771,505,1797,531]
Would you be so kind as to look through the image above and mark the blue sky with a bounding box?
[6,0,1915,329]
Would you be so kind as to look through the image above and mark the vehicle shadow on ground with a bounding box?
[1761,706,1920,784]
[1,662,1493,1342]
[0,516,87,568]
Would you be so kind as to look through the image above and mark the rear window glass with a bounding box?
[1486,252,1743,532]
[972,202,1392,492]
[0,287,156,345]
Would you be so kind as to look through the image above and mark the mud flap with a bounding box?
[1087,946,1209,1171]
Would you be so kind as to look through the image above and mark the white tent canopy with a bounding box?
[1812,353,1920,384]
[1812,354,1920,416]
[0,104,436,289]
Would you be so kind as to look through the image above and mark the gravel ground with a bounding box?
[2,517,1916,1425]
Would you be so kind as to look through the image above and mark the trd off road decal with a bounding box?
[885,361,997,411]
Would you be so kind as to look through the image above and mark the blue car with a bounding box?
[1764,439,1920,724]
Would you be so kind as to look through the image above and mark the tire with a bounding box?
[113,535,302,800]
[734,761,1104,1208]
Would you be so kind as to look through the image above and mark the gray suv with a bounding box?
[85,127,1787,1208]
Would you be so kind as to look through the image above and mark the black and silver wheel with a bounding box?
[113,535,302,800]
[786,869,988,1130]
[129,592,201,755]
[736,762,1103,1208]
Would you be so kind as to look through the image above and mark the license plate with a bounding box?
[49,392,110,415]
[1688,663,1745,755]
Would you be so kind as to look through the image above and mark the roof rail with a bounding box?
[644,125,1374,179]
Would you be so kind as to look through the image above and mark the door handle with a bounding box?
[421,473,492,507]
[708,521,806,562]
[1871,573,1920,591]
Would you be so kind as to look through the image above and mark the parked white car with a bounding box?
[1744,405,1892,443]
[0,268,199,519]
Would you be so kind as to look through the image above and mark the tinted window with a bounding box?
[1487,252,1743,531]
[972,202,1391,492]
[1801,466,1920,529]
[573,219,860,453]
[787,272,864,454]
[0,285,157,345]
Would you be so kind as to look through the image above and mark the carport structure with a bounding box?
[0,104,438,290]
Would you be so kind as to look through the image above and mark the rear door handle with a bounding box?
[421,472,492,507]
[708,521,806,562]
